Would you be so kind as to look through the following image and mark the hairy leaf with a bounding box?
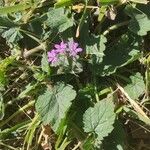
[45,8,73,33]
[126,5,150,36]
[80,21,107,64]
[83,96,116,141]
[35,82,76,132]
[87,35,107,63]
[96,33,141,76]
[2,27,23,43]
[124,73,145,100]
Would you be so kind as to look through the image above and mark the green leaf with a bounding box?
[35,82,76,132]
[41,53,51,74]
[0,2,32,15]
[125,5,150,36]
[45,8,73,32]
[87,35,107,63]
[102,121,127,150]
[96,33,141,76]
[124,73,145,100]
[80,21,107,64]
[0,56,15,85]
[33,71,46,81]
[2,27,23,43]
[83,96,116,142]
[68,88,93,141]
[0,16,17,28]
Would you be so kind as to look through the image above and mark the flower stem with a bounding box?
[23,42,47,58]
[103,20,129,36]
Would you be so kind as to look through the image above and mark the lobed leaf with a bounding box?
[2,27,23,43]
[83,96,116,142]
[125,5,150,36]
[44,8,73,33]
[96,33,141,76]
[35,82,76,132]
[124,73,145,100]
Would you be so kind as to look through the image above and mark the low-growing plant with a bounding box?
[0,0,150,149]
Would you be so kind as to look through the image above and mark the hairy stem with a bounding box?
[23,42,47,58]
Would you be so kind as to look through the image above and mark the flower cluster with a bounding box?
[48,40,83,65]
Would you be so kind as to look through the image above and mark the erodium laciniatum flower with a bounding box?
[47,40,83,66]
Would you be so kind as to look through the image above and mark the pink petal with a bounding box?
[76,48,82,52]
[54,44,60,49]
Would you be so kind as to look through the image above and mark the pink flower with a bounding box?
[48,50,58,64]
[68,41,83,56]
[47,40,83,66]
[54,41,67,53]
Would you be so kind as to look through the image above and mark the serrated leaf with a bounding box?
[125,5,150,36]
[96,33,141,76]
[45,8,73,32]
[124,73,145,100]
[2,27,23,43]
[35,82,76,132]
[83,96,116,141]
